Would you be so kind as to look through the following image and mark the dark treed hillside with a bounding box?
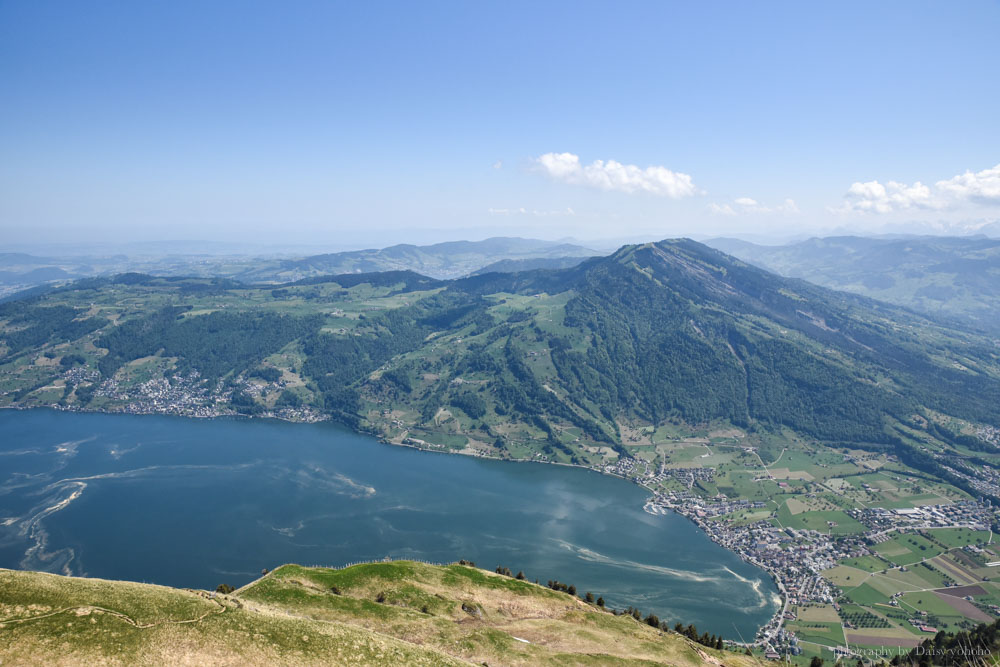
[470,255,593,275]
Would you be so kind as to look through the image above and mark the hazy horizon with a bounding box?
[7,225,1000,261]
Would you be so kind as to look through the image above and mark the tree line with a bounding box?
[490,563,728,653]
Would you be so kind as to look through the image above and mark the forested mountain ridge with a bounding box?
[705,235,1000,331]
[566,240,1000,434]
[2,239,999,492]
[470,255,593,275]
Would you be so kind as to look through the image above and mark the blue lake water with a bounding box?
[0,409,779,638]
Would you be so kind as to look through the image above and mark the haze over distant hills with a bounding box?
[706,235,1000,331]
[233,237,598,282]
[0,237,599,296]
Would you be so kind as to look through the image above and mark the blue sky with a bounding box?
[2,1,998,247]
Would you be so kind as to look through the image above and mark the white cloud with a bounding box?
[534,152,696,198]
[708,197,798,216]
[840,180,935,214]
[935,163,1000,204]
[492,160,503,169]
[837,163,1000,214]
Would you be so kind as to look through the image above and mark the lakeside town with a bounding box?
[57,367,329,423]
[648,491,996,655]
[594,436,1000,659]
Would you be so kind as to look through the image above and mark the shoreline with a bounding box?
[0,401,787,645]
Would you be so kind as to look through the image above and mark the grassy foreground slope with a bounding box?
[0,561,747,666]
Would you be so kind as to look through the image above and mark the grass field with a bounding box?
[896,590,956,614]
[874,533,944,566]
[838,555,890,573]
[864,572,926,596]
[785,620,846,648]
[775,505,866,535]
[924,528,993,549]
[795,604,841,623]
[822,565,872,587]
[867,568,938,592]
[844,582,892,607]
[911,560,958,588]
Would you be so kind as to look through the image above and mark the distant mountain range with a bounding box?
[705,235,1000,331]
[0,237,599,294]
[232,237,598,282]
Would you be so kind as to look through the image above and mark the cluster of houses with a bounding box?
[653,466,716,490]
[683,494,767,519]
[83,369,326,422]
[942,459,1000,499]
[602,455,650,480]
[762,626,802,659]
[648,503,850,645]
[62,365,100,385]
[93,372,227,417]
[976,425,999,448]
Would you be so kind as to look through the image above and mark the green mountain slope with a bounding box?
[0,562,748,666]
[705,235,1000,330]
[2,239,999,494]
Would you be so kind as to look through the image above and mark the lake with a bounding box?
[0,409,780,638]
